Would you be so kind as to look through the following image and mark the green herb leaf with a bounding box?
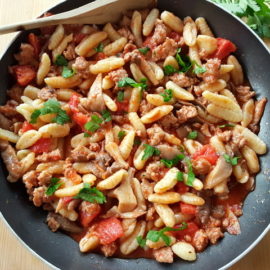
[142,144,160,160]
[117,91,124,102]
[55,55,68,66]
[160,154,185,168]
[163,65,178,76]
[118,130,126,141]
[74,183,106,204]
[136,236,146,248]
[62,66,75,78]
[176,171,184,182]
[30,99,70,125]
[138,47,150,55]
[187,131,198,140]
[223,154,240,166]
[84,115,103,133]
[134,137,142,146]
[160,89,173,102]
[175,48,193,73]
[219,123,236,128]
[185,158,195,187]
[95,43,104,52]
[193,64,207,75]
[84,132,91,137]
[118,77,148,90]
[101,110,112,122]
[46,177,62,196]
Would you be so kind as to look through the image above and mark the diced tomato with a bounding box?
[211,38,237,60]
[68,94,80,113]
[116,99,129,113]
[13,65,36,86]
[74,33,87,44]
[143,35,156,50]
[29,138,52,154]
[72,112,89,129]
[192,144,219,165]
[172,221,199,240]
[95,52,106,61]
[62,197,74,205]
[21,121,35,133]
[94,217,124,245]
[176,182,189,194]
[180,202,197,215]
[168,31,181,42]
[28,33,40,57]
[79,202,101,228]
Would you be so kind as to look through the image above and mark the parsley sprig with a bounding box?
[118,130,126,141]
[95,43,104,52]
[160,154,185,168]
[46,177,63,196]
[223,154,240,165]
[142,144,160,160]
[187,131,198,140]
[160,89,173,102]
[176,48,193,73]
[74,183,106,204]
[184,157,196,187]
[30,99,70,125]
[163,65,178,75]
[138,47,150,55]
[118,77,148,90]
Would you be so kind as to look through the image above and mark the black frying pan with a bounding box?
[0,0,269,269]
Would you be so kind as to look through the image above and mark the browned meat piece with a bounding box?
[123,43,137,62]
[249,97,267,133]
[192,229,209,252]
[0,143,22,182]
[95,151,113,170]
[146,206,155,221]
[32,186,50,207]
[37,171,52,186]
[150,20,168,47]
[118,27,135,43]
[153,247,174,263]
[200,58,221,84]
[144,161,165,182]
[112,114,129,125]
[170,73,199,88]
[37,87,56,100]
[63,43,76,60]
[22,170,38,194]
[156,144,182,160]
[70,145,96,162]
[230,204,243,217]
[192,158,212,175]
[101,242,117,257]
[217,130,232,142]
[158,113,179,130]
[152,38,178,62]
[205,227,224,244]
[0,113,12,130]
[139,100,155,116]
[222,208,241,235]
[141,178,155,200]
[147,124,165,145]
[79,201,101,227]
[176,105,198,124]
[7,84,23,103]
[47,212,83,233]
[36,149,62,162]
[108,68,128,85]
[14,43,37,66]
[0,100,20,117]
[234,85,255,104]
[72,56,91,79]
[106,162,126,176]
[211,205,225,219]
[197,195,211,225]
[231,131,246,151]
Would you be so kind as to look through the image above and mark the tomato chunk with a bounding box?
[192,144,219,165]
[28,33,40,57]
[168,31,181,42]
[72,112,89,129]
[172,221,199,240]
[13,65,36,86]
[143,35,156,50]
[79,202,101,228]
[29,138,52,154]
[116,100,129,113]
[176,182,189,194]
[212,38,237,60]
[21,121,35,133]
[68,94,80,113]
[74,33,87,44]
[180,202,197,215]
[95,52,106,61]
[94,217,124,245]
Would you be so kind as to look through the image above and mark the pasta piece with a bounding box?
[164,133,181,146]
[180,192,205,206]
[131,11,143,47]
[219,64,234,75]
[154,203,175,227]
[0,128,19,143]
[79,234,100,253]
[146,94,174,106]
[71,133,90,148]
[119,130,135,160]
[16,103,34,122]
[207,104,242,122]
[241,99,254,127]
[148,61,164,81]
[133,143,148,170]
[36,53,51,85]
[183,174,203,191]
[44,75,81,88]
[154,167,179,193]
[227,55,244,86]
[55,182,87,197]
[172,242,196,261]
[82,174,97,185]
[241,145,260,173]
[183,139,202,155]
[103,23,122,41]
[146,235,176,249]
[52,33,73,61]
[148,192,181,204]
[105,142,129,168]
[16,130,41,150]
[143,8,159,36]
[56,88,77,102]
[103,93,117,112]
[128,87,141,113]
[196,35,217,55]
[140,105,173,124]
[197,106,221,124]
[39,123,70,138]
[75,31,108,56]
[23,85,40,99]
[102,75,115,90]
[103,37,127,56]
[160,11,183,33]
[36,161,65,174]
[139,59,158,85]
[220,89,238,103]
[200,79,227,93]
[90,57,125,74]
[166,81,195,101]
[17,149,31,160]
[183,17,197,46]
[128,112,146,137]
[210,135,226,154]
[195,17,214,37]
[48,24,64,50]
[214,180,229,195]
[121,219,137,240]
[97,169,128,190]
[130,63,145,82]
[163,56,179,69]
[233,164,249,184]
[189,45,201,66]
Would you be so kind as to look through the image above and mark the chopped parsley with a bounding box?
[95,43,104,52]
[187,131,198,140]
[117,91,124,102]
[177,171,184,182]
[30,99,70,125]
[134,137,142,146]
[193,63,207,74]
[219,123,236,128]
[184,158,196,187]
[74,183,106,204]
[84,115,103,133]
[223,154,240,166]
[46,177,62,196]
[118,77,148,90]
[160,89,173,102]
[101,109,112,122]
[141,144,160,160]
[175,48,193,73]
[160,154,185,168]
[62,66,75,78]
[118,130,126,141]
[163,65,178,76]
[138,47,150,55]
[136,236,147,248]
[55,55,68,66]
